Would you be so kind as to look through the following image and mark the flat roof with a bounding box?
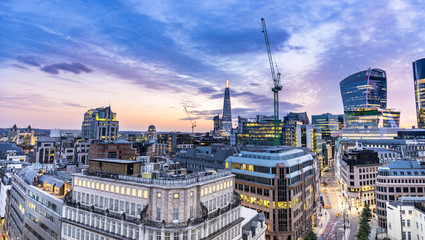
[90,158,143,164]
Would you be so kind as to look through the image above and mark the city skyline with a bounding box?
[1,0,425,131]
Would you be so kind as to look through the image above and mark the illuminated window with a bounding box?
[111,185,115,193]
[137,190,142,198]
[230,181,233,187]
[225,162,229,168]
[82,180,86,188]
[190,191,193,197]
[174,194,179,199]
[209,186,212,194]
[201,189,204,196]
[86,181,90,188]
[78,179,81,186]
[91,182,95,189]
[213,185,216,192]
[96,183,99,190]
[157,192,161,198]
[105,184,109,192]
[100,184,104,191]
[220,183,223,190]
[115,186,120,194]
[121,187,125,195]
[132,189,136,197]
[144,190,148,199]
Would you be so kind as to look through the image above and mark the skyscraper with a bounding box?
[82,106,119,142]
[221,79,232,137]
[413,58,425,128]
[340,68,387,111]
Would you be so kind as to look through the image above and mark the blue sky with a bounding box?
[1,0,424,131]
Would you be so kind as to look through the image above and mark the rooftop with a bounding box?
[79,168,233,188]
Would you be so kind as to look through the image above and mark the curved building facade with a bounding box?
[340,68,387,111]
[413,58,425,128]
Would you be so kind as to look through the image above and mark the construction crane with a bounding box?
[183,106,196,137]
[261,18,282,146]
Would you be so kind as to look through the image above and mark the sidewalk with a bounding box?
[314,209,330,236]
[369,217,378,240]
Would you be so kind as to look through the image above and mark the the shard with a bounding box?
[221,79,232,137]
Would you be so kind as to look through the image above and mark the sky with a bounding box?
[1,0,425,132]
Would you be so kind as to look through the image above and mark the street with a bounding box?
[317,169,362,240]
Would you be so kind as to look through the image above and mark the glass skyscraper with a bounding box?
[413,58,425,128]
[220,79,232,137]
[340,68,387,111]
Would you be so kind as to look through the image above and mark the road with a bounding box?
[319,169,361,240]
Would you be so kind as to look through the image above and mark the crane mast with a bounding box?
[261,18,282,146]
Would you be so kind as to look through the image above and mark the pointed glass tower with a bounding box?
[221,79,232,137]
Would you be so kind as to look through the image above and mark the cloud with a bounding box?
[17,55,41,67]
[198,87,218,94]
[63,102,87,108]
[179,117,201,121]
[41,62,92,74]
[9,63,28,70]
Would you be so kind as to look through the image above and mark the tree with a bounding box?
[304,231,318,240]
[357,204,372,240]
[361,203,372,220]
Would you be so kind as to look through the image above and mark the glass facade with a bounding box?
[312,113,344,138]
[344,108,400,128]
[413,58,425,128]
[221,80,232,137]
[237,121,284,145]
[340,68,387,111]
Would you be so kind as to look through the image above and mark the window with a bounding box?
[138,190,142,198]
[144,190,148,199]
[156,208,161,220]
[173,208,179,221]
[190,206,193,218]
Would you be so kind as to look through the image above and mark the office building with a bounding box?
[344,108,400,128]
[0,143,24,159]
[7,165,71,240]
[146,125,157,141]
[337,148,380,210]
[376,161,425,228]
[82,106,119,142]
[174,145,235,171]
[413,58,425,128]
[88,140,138,160]
[221,79,232,137]
[225,146,320,240]
[336,139,425,161]
[340,68,387,111]
[236,115,284,146]
[312,113,344,139]
[35,136,62,164]
[0,161,28,222]
[213,115,222,136]
[397,129,425,139]
[341,127,401,139]
[386,197,425,240]
[283,112,309,125]
[61,159,245,240]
